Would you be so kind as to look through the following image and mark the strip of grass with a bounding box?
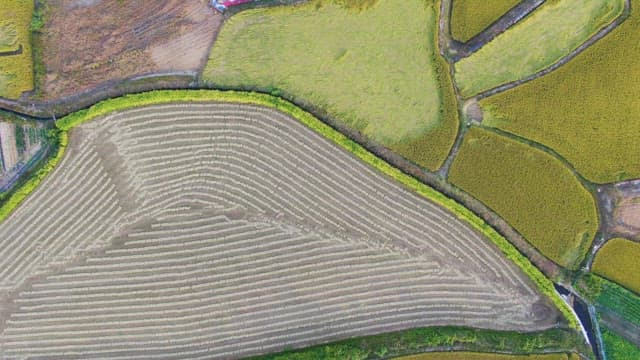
[202,0,458,171]
[0,0,34,99]
[600,326,640,360]
[592,238,640,295]
[577,274,640,328]
[450,0,520,43]
[247,327,582,360]
[454,0,625,98]
[396,352,571,360]
[480,0,640,183]
[449,127,598,270]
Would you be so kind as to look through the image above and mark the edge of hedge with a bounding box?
[47,89,575,330]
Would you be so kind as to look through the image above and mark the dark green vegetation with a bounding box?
[450,0,520,43]
[397,352,574,360]
[593,238,640,295]
[480,0,640,183]
[577,274,640,328]
[448,127,598,270]
[203,0,458,170]
[247,327,582,360]
[601,326,640,360]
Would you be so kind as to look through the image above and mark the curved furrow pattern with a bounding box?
[0,103,558,359]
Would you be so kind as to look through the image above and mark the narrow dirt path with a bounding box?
[599,307,640,348]
[473,0,631,101]
[452,0,545,61]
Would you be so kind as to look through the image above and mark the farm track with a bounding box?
[0,103,558,359]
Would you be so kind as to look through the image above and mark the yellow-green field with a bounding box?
[203,0,458,170]
[593,238,640,295]
[451,0,520,43]
[396,352,574,360]
[449,127,598,270]
[480,0,640,183]
[454,0,624,98]
[0,0,34,99]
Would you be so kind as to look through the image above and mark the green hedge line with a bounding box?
[54,89,577,329]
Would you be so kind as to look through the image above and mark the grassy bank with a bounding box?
[480,0,640,183]
[454,0,624,98]
[448,127,598,270]
[593,238,640,295]
[450,0,520,43]
[397,351,575,360]
[203,0,458,170]
[0,0,34,99]
[246,327,582,360]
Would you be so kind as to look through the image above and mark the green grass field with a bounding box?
[454,0,624,98]
[203,0,458,170]
[450,0,520,43]
[601,326,640,360]
[397,352,573,360]
[578,274,640,328]
[593,238,640,295]
[449,127,598,269]
[0,0,34,99]
[480,0,640,183]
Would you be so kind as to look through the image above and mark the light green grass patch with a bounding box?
[454,0,625,98]
[479,0,640,183]
[203,0,458,170]
[593,238,640,295]
[0,21,19,52]
[0,0,34,99]
[451,0,520,43]
[397,352,570,360]
[449,127,598,270]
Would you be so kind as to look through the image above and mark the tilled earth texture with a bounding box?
[39,0,221,99]
[0,103,559,359]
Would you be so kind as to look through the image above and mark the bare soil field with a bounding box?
[38,0,221,99]
[599,179,640,242]
[0,103,559,359]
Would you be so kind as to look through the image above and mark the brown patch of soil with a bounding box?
[39,0,222,100]
[601,179,640,241]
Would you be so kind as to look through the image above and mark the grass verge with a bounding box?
[450,0,520,43]
[397,351,574,360]
[246,327,582,360]
[480,0,639,183]
[592,238,640,295]
[454,0,625,98]
[0,0,34,99]
[202,0,458,170]
[448,126,598,270]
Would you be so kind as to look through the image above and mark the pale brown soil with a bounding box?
[39,0,222,100]
[599,179,640,242]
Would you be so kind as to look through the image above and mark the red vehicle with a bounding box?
[211,0,255,12]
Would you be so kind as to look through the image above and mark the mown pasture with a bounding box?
[397,352,574,360]
[0,0,34,99]
[450,0,520,43]
[601,326,640,360]
[448,127,598,270]
[593,238,640,294]
[480,0,640,183]
[0,98,560,358]
[203,0,458,170]
[454,0,625,98]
